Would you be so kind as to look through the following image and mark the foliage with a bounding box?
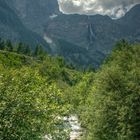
[16,42,32,56]
[5,40,13,52]
[0,38,5,50]
[0,63,71,139]
[34,45,45,58]
[0,39,43,57]
[0,38,139,140]
[82,43,140,140]
[0,40,82,139]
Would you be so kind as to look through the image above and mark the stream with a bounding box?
[44,115,83,140]
[67,115,83,140]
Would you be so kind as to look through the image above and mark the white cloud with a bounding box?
[58,0,140,18]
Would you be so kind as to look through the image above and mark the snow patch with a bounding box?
[49,14,58,19]
[44,34,53,44]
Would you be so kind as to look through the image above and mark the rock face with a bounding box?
[0,0,140,67]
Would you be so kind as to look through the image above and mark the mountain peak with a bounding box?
[125,4,140,17]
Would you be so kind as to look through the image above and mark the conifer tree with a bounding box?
[16,42,31,55]
[5,40,13,51]
[24,45,31,56]
[0,38,5,50]
[34,45,44,56]
[17,42,24,54]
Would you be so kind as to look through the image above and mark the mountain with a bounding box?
[1,0,140,67]
[5,0,60,35]
[116,4,140,42]
[44,4,140,67]
[0,0,50,50]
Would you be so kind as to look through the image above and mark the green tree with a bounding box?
[0,66,69,140]
[114,39,129,51]
[24,45,31,56]
[5,40,13,52]
[16,42,31,55]
[0,38,5,50]
[86,65,95,72]
[16,42,24,54]
[83,43,140,140]
[34,45,44,56]
[56,56,65,67]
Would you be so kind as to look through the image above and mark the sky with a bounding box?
[58,0,140,18]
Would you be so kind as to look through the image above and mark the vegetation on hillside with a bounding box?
[0,38,83,140]
[0,39,139,140]
[78,41,140,140]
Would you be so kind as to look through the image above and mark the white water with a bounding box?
[44,115,83,140]
[68,115,83,140]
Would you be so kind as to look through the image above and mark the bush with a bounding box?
[83,44,140,140]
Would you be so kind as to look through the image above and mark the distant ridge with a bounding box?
[0,0,140,67]
[0,0,50,51]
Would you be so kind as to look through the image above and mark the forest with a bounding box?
[0,38,140,140]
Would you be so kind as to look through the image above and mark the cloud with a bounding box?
[58,0,140,18]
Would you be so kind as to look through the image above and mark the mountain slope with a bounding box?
[44,4,140,67]
[52,38,105,67]
[116,4,140,42]
[1,0,140,67]
[5,0,60,35]
[0,0,50,50]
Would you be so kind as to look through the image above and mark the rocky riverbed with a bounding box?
[44,115,83,140]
